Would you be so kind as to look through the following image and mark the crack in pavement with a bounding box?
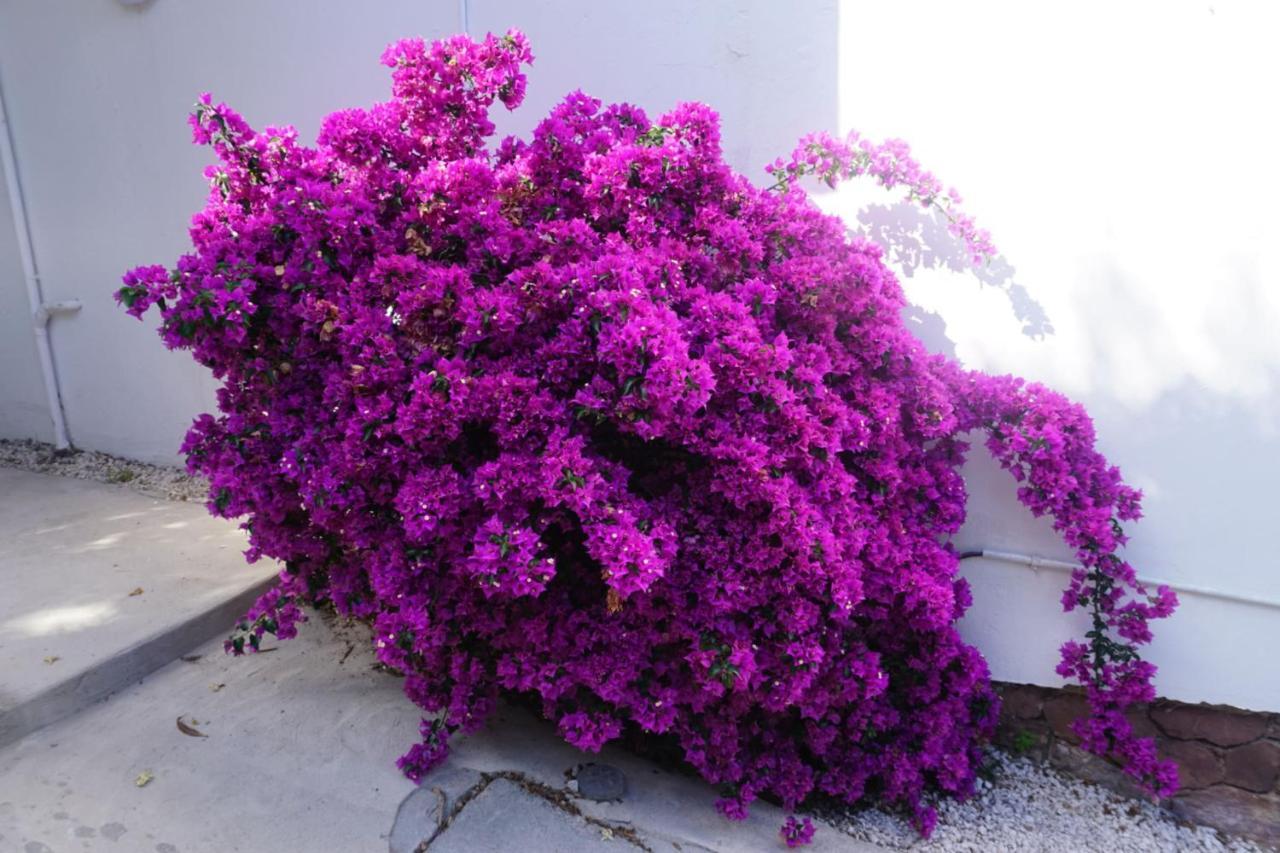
[418,769,652,852]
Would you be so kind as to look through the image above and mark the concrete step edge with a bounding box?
[0,573,278,748]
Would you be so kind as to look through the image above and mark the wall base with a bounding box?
[995,682,1280,848]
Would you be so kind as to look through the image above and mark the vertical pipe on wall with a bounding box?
[0,78,79,449]
[458,0,469,35]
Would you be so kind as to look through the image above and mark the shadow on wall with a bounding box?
[858,202,1054,341]
[840,186,1280,710]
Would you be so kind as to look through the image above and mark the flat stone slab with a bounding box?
[429,778,623,852]
[388,766,483,853]
[442,710,883,853]
[0,467,278,745]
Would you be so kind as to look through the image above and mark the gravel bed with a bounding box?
[820,751,1268,852]
[0,438,207,503]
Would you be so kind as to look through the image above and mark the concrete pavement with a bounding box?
[0,467,887,852]
[0,467,278,747]
[0,611,886,852]
[0,613,420,853]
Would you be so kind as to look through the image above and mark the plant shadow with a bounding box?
[857,202,1054,340]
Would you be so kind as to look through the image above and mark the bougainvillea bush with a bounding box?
[118,30,1178,839]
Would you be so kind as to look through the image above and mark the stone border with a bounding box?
[995,682,1280,848]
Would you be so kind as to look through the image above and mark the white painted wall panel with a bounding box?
[821,0,1280,711]
[0,165,51,442]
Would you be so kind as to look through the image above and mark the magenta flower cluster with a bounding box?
[781,815,816,848]
[118,30,1178,840]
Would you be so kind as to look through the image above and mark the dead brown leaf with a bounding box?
[128,587,144,597]
[176,716,208,738]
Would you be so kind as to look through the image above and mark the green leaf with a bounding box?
[117,285,143,309]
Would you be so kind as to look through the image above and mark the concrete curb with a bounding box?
[0,573,277,748]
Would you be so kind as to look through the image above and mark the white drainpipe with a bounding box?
[0,78,80,450]
[959,549,1280,611]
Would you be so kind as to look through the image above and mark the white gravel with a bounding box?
[0,437,207,503]
[821,751,1268,852]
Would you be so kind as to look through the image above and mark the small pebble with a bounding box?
[576,763,626,802]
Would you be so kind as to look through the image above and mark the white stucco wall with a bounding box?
[0,1,1274,711]
[0,0,834,463]
[820,1,1280,712]
[0,165,50,442]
